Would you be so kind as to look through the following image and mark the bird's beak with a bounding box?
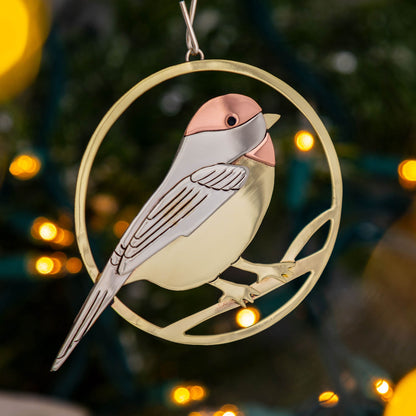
[263,113,281,130]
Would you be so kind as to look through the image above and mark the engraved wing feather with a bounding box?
[112,163,248,275]
[51,163,248,372]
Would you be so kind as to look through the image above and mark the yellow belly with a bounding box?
[127,157,274,290]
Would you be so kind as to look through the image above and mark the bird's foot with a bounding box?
[210,278,259,308]
[219,285,260,308]
[257,261,296,283]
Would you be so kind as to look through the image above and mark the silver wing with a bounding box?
[51,163,248,371]
[112,163,248,275]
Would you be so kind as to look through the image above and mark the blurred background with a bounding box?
[1,0,416,415]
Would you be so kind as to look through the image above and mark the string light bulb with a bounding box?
[295,130,315,152]
[398,159,416,188]
[171,386,191,405]
[66,257,83,274]
[170,384,207,406]
[189,385,206,401]
[319,391,339,408]
[32,253,66,277]
[35,256,54,275]
[31,217,74,247]
[9,154,41,180]
[38,222,58,241]
[236,307,260,328]
[373,378,393,401]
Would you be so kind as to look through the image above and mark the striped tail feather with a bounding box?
[51,269,126,371]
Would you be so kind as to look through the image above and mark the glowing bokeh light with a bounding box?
[375,379,391,395]
[66,257,83,274]
[189,385,206,401]
[295,130,315,152]
[35,256,54,275]
[33,253,66,276]
[236,307,260,328]
[220,404,239,415]
[90,194,119,215]
[372,378,394,402]
[384,368,416,415]
[0,0,50,102]
[0,0,29,76]
[53,229,75,247]
[39,222,58,241]
[31,217,74,247]
[113,220,130,238]
[171,386,191,405]
[9,154,41,180]
[31,217,46,239]
[398,159,416,183]
[319,391,339,408]
[50,257,63,275]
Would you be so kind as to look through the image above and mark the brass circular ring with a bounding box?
[75,59,342,345]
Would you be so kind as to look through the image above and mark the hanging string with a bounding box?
[179,0,204,61]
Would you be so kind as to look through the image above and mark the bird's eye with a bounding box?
[226,114,238,127]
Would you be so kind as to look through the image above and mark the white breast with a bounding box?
[127,157,275,290]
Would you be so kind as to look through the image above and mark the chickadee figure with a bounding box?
[52,93,280,371]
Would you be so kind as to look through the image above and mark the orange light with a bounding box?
[31,218,74,246]
[35,256,54,274]
[31,217,46,239]
[0,0,29,76]
[39,222,58,241]
[90,194,119,216]
[31,253,66,277]
[398,159,416,183]
[53,229,74,247]
[189,385,206,401]
[50,257,63,275]
[0,0,50,102]
[113,220,130,238]
[384,368,416,415]
[220,404,239,416]
[375,379,390,395]
[236,307,260,328]
[171,386,191,405]
[66,257,83,274]
[295,130,315,152]
[373,378,393,402]
[319,391,339,408]
[9,154,41,180]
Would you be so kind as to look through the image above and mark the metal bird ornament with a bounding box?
[52,0,343,372]
[52,94,283,371]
